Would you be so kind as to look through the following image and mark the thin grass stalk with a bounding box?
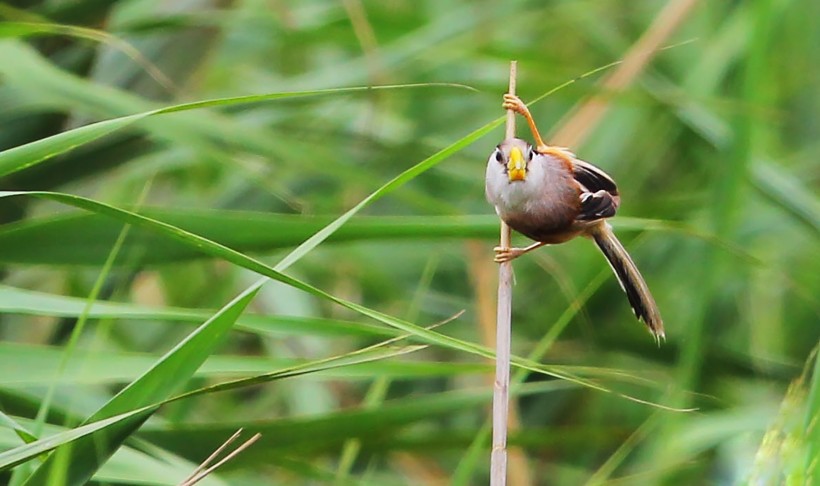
[490,60,517,486]
[180,429,261,486]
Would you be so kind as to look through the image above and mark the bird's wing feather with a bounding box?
[577,190,618,220]
[572,159,618,195]
[571,158,620,221]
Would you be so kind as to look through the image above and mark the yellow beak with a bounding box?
[507,146,526,182]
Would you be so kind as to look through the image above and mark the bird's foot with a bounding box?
[502,93,528,116]
[494,246,525,263]
[502,94,550,151]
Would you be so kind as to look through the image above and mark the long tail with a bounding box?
[589,222,665,341]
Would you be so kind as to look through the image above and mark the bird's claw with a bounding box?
[494,246,522,263]
[502,93,528,115]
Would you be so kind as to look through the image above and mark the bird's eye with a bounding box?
[526,146,534,160]
[494,148,504,163]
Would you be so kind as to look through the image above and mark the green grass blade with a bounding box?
[99,289,260,420]
[19,285,259,485]
[172,344,426,401]
[0,341,423,474]
[12,197,136,485]
[0,115,141,177]
[0,284,398,339]
[0,78,474,178]
[0,411,37,445]
[0,210,782,272]
[0,408,157,472]
[806,349,820,483]
[140,381,575,460]
[0,21,176,93]
[0,190,500,357]
[0,191,684,407]
[0,342,481,387]
[273,117,503,271]
[0,211,499,265]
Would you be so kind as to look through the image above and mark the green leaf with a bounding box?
[20,285,259,484]
[0,284,398,339]
[139,381,575,461]
[0,41,475,179]
[0,191,600,391]
[0,408,157,472]
[0,340,423,474]
[272,117,502,272]
[0,411,37,445]
[805,350,820,484]
[0,341,484,387]
[0,210,499,265]
[0,21,176,93]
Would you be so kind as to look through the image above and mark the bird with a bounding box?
[485,93,664,341]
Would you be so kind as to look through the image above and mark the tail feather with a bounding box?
[590,223,665,341]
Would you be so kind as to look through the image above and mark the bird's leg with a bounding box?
[502,94,577,169]
[502,93,549,153]
[494,241,547,263]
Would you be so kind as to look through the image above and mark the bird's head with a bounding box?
[490,138,534,183]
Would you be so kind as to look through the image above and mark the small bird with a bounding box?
[486,93,664,340]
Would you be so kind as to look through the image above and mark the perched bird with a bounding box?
[486,94,664,340]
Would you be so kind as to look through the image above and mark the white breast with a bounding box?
[486,153,576,218]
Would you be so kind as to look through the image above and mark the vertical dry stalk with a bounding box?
[491,60,517,486]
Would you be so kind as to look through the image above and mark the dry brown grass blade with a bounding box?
[178,428,262,486]
[551,0,700,147]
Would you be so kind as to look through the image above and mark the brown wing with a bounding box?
[577,190,618,221]
[572,159,619,196]
[571,159,620,221]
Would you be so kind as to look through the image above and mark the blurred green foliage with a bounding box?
[0,0,818,484]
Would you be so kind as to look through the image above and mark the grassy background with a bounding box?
[0,0,818,484]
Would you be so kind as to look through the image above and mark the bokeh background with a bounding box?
[0,0,818,484]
